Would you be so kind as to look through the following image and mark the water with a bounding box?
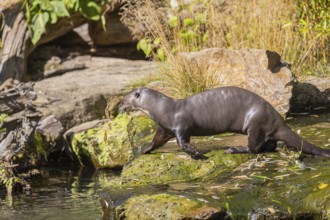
[0,168,120,220]
[0,114,329,220]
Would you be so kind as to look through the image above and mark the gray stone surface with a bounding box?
[33,57,157,129]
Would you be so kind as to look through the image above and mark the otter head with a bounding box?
[119,87,146,113]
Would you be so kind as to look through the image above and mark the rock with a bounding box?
[35,115,64,158]
[65,114,156,168]
[105,95,123,119]
[289,77,330,114]
[99,116,330,219]
[302,76,330,92]
[102,152,330,219]
[89,12,135,46]
[33,58,158,129]
[111,193,225,220]
[179,48,293,115]
[108,150,253,187]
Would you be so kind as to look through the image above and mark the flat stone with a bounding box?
[33,57,157,129]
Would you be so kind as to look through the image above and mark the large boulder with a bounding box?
[101,148,330,220]
[180,48,293,115]
[88,12,134,46]
[33,58,158,129]
[65,114,157,169]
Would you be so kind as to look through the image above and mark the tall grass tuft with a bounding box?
[122,0,330,97]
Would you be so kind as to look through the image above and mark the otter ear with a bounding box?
[135,92,140,98]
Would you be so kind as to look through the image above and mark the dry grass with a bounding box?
[122,0,329,96]
[206,0,329,78]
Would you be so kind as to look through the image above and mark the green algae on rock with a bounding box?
[101,151,330,219]
[70,114,156,168]
[108,150,253,187]
[114,193,224,220]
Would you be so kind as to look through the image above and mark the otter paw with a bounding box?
[191,151,208,160]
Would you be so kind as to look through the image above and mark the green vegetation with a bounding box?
[0,113,7,122]
[106,148,330,219]
[0,163,16,195]
[22,0,108,44]
[124,0,330,97]
[0,114,7,132]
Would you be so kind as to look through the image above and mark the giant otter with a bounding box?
[119,87,330,158]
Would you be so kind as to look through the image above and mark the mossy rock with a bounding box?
[115,193,225,220]
[302,178,330,218]
[108,150,253,187]
[103,151,330,219]
[71,114,156,168]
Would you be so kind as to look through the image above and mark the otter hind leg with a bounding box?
[226,127,266,154]
[225,139,277,154]
[261,139,278,152]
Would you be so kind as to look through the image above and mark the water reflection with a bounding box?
[0,167,119,220]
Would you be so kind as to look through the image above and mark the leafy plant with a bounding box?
[0,114,7,132]
[134,0,209,61]
[0,162,20,195]
[0,113,7,123]
[22,0,107,44]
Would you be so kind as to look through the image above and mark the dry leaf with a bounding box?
[318,182,328,190]
[268,207,275,214]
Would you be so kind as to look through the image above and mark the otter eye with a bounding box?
[135,92,140,98]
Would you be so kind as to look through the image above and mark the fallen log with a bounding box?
[0,82,64,192]
[0,82,37,114]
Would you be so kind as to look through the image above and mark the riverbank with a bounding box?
[0,114,329,219]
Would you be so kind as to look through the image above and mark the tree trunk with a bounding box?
[0,4,32,83]
[0,4,87,84]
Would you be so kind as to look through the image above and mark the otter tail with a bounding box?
[275,126,330,157]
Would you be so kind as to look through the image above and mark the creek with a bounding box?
[0,167,120,220]
[0,113,329,220]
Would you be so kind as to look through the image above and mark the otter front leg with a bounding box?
[142,127,174,154]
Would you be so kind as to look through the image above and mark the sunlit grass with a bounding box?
[122,0,330,97]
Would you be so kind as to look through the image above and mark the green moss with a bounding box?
[71,114,156,168]
[116,193,221,220]
[108,150,252,187]
[34,132,47,160]
[0,162,21,195]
